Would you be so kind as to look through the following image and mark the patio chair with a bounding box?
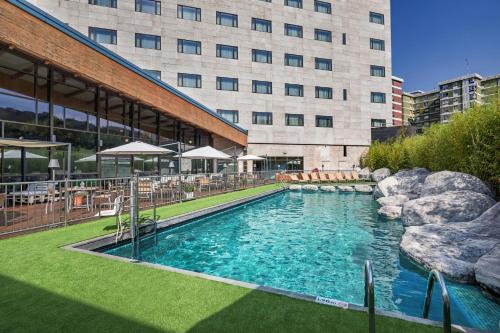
[289,174,301,183]
[45,183,59,213]
[343,171,353,181]
[309,173,320,183]
[327,173,337,182]
[352,171,361,181]
[335,172,345,182]
[318,173,329,183]
[138,180,154,203]
[300,173,310,183]
[199,177,211,191]
[12,183,49,205]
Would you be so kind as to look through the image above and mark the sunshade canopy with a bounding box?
[0,138,67,148]
[237,154,266,161]
[176,146,231,159]
[2,150,48,159]
[97,141,174,156]
[76,154,144,163]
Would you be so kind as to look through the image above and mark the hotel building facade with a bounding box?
[27,0,393,171]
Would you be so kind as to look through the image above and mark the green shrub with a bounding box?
[363,100,500,186]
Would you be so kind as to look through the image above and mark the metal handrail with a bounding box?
[422,270,451,333]
[364,260,375,333]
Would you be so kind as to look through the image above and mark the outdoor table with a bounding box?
[65,186,98,211]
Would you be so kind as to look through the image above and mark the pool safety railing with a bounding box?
[422,270,451,333]
[364,260,375,333]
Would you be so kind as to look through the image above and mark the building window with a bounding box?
[285,84,304,97]
[216,77,238,91]
[177,39,201,54]
[284,23,303,38]
[370,65,385,77]
[143,69,161,80]
[252,49,272,64]
[216,44,238,59]
[252,80,272,94]
[314,0,331,14]
[88,0,117,8]
[316,115,333,127]
[342,33,347,45]
[285,113,304,126]
[314,29,332,42]
[371,92,386,103]
[217,110,239,123]
[252,18,272,33]
[178,73,201,88]
[258,0,272,2]
[343,145,347,157]
[369,12,384,24]
[135,0,161,15]
[284,53,303,67]
[88,27,117,45]
[285,0,302,9]
[315,57,332,71]
[216,11,238,27]
[371,119,386,127]
[135,33,161,49]
[370,38,385,51]
[315,86,332,99]
[177,5,201,21]
[252,112,273,125]
[343,89,347,101]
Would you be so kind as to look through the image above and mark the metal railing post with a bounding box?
[422,270,451,333]
[364,260,375,333]
[130,175,139,260]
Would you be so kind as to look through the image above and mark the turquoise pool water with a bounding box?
[105,191,500,332]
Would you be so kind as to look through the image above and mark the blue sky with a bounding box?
[391,0,500,92]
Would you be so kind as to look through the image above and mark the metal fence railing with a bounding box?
[0,170,276,237]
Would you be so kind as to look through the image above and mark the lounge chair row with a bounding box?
[287,171,363,183]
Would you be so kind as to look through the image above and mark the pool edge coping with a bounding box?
[63,187,486,333]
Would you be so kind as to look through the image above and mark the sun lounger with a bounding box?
[288,174,301,183]
[300,173,310,183]
[327,173,337,182]
[309,173,320,183]
[319,173,329,183]
[335,172,345,182]
[343,171,353,181]
[352,171,360,181]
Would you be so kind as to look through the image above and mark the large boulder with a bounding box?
[377,195,409,207]
[320,185,336,192]
[302,185,319,191]
[401,190,496,227]
[359,167,371,180]
[475,245,500,296]
[378,206,402,219]
[392,168,430,199]
[401,203,500,282]
[373,176,398,198]
[372,168,391,182]
[289,184,302,191]
[421,171,492,197]
[337,185,354,192]
[354,185,373,193]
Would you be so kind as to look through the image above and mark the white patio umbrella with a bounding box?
[75,154,144,163]
[175,146,231,174]
[3,150,47,159]
[97,141,174,156]
[237,154,265,161]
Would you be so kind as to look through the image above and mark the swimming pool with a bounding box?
[105,191,500,332]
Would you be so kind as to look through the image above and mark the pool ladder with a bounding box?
[363,262,451,333]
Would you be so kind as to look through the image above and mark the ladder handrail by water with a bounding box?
[422,270,451,333]
[364,260,375,333]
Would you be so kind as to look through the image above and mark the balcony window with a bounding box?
[285,84,304,97]
[252,80,272,94]
[216,11,238,27]
[88,27,117,45]
[370,38,385,51]
[143,69,161,80]
[88,0,116,8]
[314,0,331,14]
[252,49,272,64]
[315,86,332,99]
[371,119,386,127]
[285,114,304,126]
[315,57,332,71]
[216,44,238,59]
[284,23,303,38]
[252,112,273,125]
[178,73,201,88]
[252,18,272,33]
[177,5,201,21]
[370,65,385,77]
[177,39,201,54]
[371,92,386,103]
[369,12,384,24]
[135,33,161,49]
[284,53,303,67]
[135,0,161,15]
[217,110,239,123]
[316,115,333,127]
[216,77,239,91]
[285,0,302,9]
[314,29,332,42]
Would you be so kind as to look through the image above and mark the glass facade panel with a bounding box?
[252,80,272,94]
[285,53,303,67]
[370,65,385,77]
[284,24,303,38]
[370,38,385,51]
[285,113,304,126]
[135,0,161,15]
[177,39,201,55]
[89,27,117,45]
[177,5,201,21]
[216,77,238,91]
[178,73,202,88]
[135,33,161,49]
[369,12,384,24]
[217,109,239,123]
[371,92,386,103]
[315,86,332,99]
[315,57,332,71]
[371,118,386,127]
[88,0,117,8]
[216,44,238,59]
[284,0,302,8]
[216,12,238,27]
[315,29,332,42]
[252,112,273,125]
[314,0,331,14]
[252,18,272,33]
[285,84,303,97]
[316,115,333,127]
[252,49,272,63]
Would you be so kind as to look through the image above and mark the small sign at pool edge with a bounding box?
[315,296,349,309]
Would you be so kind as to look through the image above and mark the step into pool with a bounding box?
[104,191,500,332]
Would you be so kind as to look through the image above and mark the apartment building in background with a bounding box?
[28,0,393,171]
[391,76,403,126]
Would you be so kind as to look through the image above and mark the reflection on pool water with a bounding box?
[105,191,500,332]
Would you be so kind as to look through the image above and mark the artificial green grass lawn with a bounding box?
[0,184,443,333]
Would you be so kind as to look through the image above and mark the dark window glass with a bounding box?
[252,49,272,63]
[252,112,273,125]
[252,18,272,33]
[284,0,302,9]
[217,109,239,123]
[369,12,384,24]
[216,11,238,27]
[315,86,332,99]
[143,69,161,80]
[285,113,304,126]
[315,57,332,71]
[370,38,385,51]
[135,0,161,15]
[371,92,386,103]
[178,73,202,88]
[314,29,332,42]
[285,84,304,97]
[342,33,347,45]
[252,81,272,94]
[0,92,36,123]
[371,118,386,127]
[88,0,117,8]
[316,115,333,127]
[370,65,385,77]
[135,33,161,49]
[343,145,347,157]
[284,53,303,67]
[88,27,117,44]
[314,0,331,14]
[177,39,201,54]
[343,89,347,101]
[216,77,238,91]
[177,5,201,21]
[284,24,303,38]
[216,44,238,59]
